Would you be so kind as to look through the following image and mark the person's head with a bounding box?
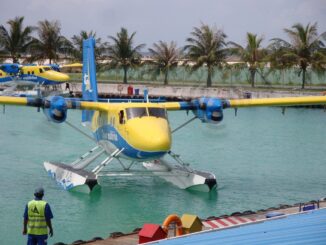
[34,187,44,199]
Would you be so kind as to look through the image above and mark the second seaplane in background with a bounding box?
[0,63,68,96]
[0,63,70,85]
[0,38,326,193]
[0,62,82,96]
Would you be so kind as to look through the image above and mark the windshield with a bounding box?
[126,108,148,119]
[148,108,166,119]
[43,67,51,71]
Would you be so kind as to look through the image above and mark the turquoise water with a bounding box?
[0,106,325,244]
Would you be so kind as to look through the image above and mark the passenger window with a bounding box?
[39,68,43,73]
[28,71,30,75]
[32,71,34,75]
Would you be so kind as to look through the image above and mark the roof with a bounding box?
[154,208,326,244]
[139,224,166,238]
[181,214,201,229]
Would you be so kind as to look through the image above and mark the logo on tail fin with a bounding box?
[83,72,91,91]
[83,50,92,92]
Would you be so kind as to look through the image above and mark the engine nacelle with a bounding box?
[191,97,224,123]
[43,96,67,123]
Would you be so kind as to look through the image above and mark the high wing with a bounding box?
[1,95,326,125]
[61,63,83,68]
[60,63,83,73]
[2,95,326,107]
[0,96,110,111]
[161,96,326,110]
[226,96,326,107]
[160,96,326,124]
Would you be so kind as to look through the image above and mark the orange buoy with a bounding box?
[162,214,183,236]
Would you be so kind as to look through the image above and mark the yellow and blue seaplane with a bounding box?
[0,63,71,96]
[1,38,326,193]
[0,63,70,85]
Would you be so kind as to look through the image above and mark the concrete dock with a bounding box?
[63,82,326,100]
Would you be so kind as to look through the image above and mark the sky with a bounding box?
[1,0,326,48]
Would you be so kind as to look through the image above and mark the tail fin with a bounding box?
[82,38,98,124]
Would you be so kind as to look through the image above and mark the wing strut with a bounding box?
[172,116,197,133]
[65,120,95,142]
[92,148,124,175]
[72,147,106,170]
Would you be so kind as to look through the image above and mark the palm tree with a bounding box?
[229,33,266,87]
[107,27,145,84]
[0,16,34,63]
[184,24,227,87]
[30,20,72,64]
[71,30,106,62]
[148,41,180,85]
[269,23,326,89]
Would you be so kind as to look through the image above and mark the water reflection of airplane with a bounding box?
[0,38,326,193]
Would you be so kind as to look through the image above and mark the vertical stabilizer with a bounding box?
[82,38,98,123]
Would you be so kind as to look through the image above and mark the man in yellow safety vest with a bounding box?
[23,188,53,245]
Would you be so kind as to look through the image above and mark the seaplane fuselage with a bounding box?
[90,103,172,161]
[20,66,69,85]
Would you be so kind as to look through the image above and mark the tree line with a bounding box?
[0,16,326,89]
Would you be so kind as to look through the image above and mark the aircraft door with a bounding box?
[119,110,125,124]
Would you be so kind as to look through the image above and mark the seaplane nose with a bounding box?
[47,71,70,82]
[56,73,70,82]
[126,117,171,153]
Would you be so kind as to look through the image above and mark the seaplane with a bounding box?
[0,63,70,86]
[0,63,74,97]
[0,38,326,193]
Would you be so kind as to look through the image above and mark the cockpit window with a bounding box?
[43,67,51,71]
[126,108,148,119]
[148,108,166,118]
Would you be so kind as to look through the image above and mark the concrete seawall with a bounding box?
[65,82,325,99]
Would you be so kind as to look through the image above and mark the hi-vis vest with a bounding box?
[27,200,48,235]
